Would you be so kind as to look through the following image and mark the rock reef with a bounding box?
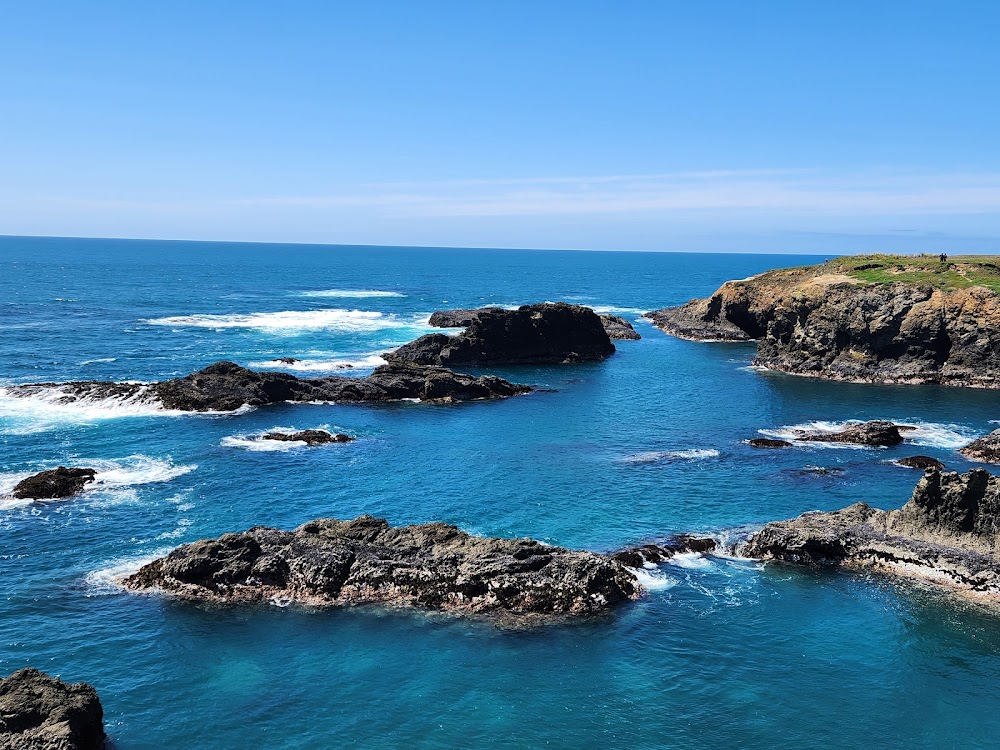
[0,668,105,750]
[742,468,1000,599]
[123,515,641,619]
[748,438,792,449]
[12,467,97,500]
[8,361,531,413]
[795,420,904,447]
[960,429,1000,464]
[389,303,616,366]
[896,455,945,470]
[261,430,354,445]
[427,305,639,341]
[645,255,1000,387]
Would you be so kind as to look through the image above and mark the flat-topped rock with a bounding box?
[7,361,531,413]
[12,467,97,500]
[741,468,1000,599]
[748,438,792,448]
[389,302,615,366]
[960,429,1000,464]
[598,314,641,340]
[0,668,105,750]
[896,455,945,470]
[261,430,354,445]
[122,515,640,619]
[795,420,904,447]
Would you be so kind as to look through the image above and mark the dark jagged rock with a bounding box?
[0,668,105,750]
[598,314,641,341]
[11,467,97,500]
[748,438,792,449]
[896,455,945,470]
[741,469,1000,599]
[261,430,355,445]
[610,535,717,567]
[389,303,615,366]
[645,256,1000,387]
[122,515,641,619]
[276,357,299,364]
[795,420,903,447]
[427,308,503,328]
[7,361,531,413]
[960,430,1000,464]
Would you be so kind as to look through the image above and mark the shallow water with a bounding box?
[3,236,1000,749]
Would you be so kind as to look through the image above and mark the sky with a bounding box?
[2,0,999,253]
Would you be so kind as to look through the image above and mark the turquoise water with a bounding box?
[3,236,1000,749]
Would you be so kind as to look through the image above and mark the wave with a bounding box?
[0,385,177,434]
[760,420,975,450]
[85,548,173,595]
[1,456,195,508]
[590,305,648,316]
[143,309,432,335]
[620,449,720,464]
[221,427,350,452]
[627,564,679,592]
[248,354,387,372]
[80,357,117,366]
[297,289,405,298]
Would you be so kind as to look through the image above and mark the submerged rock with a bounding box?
[261,430,354,445]
[0,668,105,750]
[610,535,717,567]
[795,420,904,447]
[896,455,945,470]
[11,467,97,500]
[741,468,1000,599]
[645,255,1000,387]
[122,515,641,619]
[7,361,531,413]
[598,314,641,340]
[748,438,792,449]
[959,429,1000,464]
[389,302,615,366]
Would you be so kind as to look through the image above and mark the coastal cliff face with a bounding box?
[123,515,641,619]
[388,303,616,366]
[742,469,1000,597]
[7,361,531,412]
[645,256,1000,387]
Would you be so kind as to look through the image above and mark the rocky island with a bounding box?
[123,515,643,619]
[0,668,105,750]
[6,361,531,413]
[646,254,1000,387]
[388,302,616,366]
[741,468,1000,600]
[427,305,640,341]
[11,467,97,500]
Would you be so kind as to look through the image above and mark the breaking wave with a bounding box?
[620,449,720,464]
[248,354,387,372]
[760,420,975,450]
[297,289,406,298]
[85,548,173,594]
[144,309,432,335]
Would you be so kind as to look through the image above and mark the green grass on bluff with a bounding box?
[820,254,1000,293]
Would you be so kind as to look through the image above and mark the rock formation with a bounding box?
[261,430,354,445]
[896,455,945,470]
[389,303,616,366]
[123,515,640,619]
[645,255,1000,387]
[794,420,904,447]
[11,467,97,500]
[610,535,717,567]
[748,438,792,448]
[427,304,639,342]
[7,361,531,413]
[960,430,1000,464]
[741,468,1000,598]
[598,314,641,340]
[0,668,105,750]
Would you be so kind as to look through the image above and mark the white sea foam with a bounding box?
[85,548,173,594]
[628,565,679,592]
[144,309,432,334]
[248,354,387,372]
[761,419,975,450]
[0,385,178,434]
[80,357,117,366]
[669,552,715,570]
[590,305,647,316]
[298,289,405,298]
[620,449,720,464]
[221,434,305,452]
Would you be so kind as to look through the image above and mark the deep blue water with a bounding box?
[3,236,1000,749]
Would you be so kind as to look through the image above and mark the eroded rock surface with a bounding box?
[390,303,615,366]
[11,468,97,500]
[741,468,1000,597]
[7,361,531,413]
[0,668,105,750]
[598,314,641,340]
[123,515,640,619]
[960,430,1000,464]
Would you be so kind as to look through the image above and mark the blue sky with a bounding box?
[2,1,999,252]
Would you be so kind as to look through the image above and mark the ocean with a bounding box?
[2,235,1000,749]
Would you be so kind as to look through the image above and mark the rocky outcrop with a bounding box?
[610,535,717,567]
[896,455,945,470]
[122,515,640,619]
[0,668,105,750]
[960,430,1000,464]
[741,469,1000,598]
[598,314,641,340]
[645,256,1000,387]
[748,438,792,449]
[389,303,615,366]
[261,430,354,445]
[12,468,97,500]
[7,361,531,413]
[795,420,904,447]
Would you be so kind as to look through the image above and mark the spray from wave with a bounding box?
[144,309,432,334]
